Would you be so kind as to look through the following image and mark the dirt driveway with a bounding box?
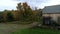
[0,22,39,34]
[0,23,30,34]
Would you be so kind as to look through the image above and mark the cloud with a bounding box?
[0,0,60,11]
[9,0,60,8]
[0,0,19,11]
[41,0,60,7]
[15,0,48,8]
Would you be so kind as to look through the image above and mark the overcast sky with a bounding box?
[0,0,60,11]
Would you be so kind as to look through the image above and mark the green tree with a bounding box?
[7,12,14,22]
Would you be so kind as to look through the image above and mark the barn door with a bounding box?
[58,16,60,24]
[43,17,52,25]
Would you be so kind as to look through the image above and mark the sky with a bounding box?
[0,0,60,11]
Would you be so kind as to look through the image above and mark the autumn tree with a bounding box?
[22,3,34,21]
[17,3,24,21]
[16,2,34,22]
[33,9,42,22]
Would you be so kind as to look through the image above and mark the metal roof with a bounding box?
[43,5,60,14]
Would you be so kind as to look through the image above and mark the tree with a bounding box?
[7,12,14,22]
[16,2,34,22]
[0,12,4,22]
[17,3,24,20]
[22,2,34,22]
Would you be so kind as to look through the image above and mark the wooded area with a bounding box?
[0,2,42,23]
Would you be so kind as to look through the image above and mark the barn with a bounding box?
[42,5,60,25]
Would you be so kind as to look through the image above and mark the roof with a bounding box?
[43,5,60,14]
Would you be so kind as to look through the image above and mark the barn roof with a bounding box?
[43,5,60,14]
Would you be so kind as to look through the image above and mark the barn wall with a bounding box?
[43,14,60,23]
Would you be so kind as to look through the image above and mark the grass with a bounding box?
[11,28,60,34]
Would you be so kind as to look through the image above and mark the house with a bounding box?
[42,5,60,25]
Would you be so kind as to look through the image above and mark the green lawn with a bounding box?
[11,28,60,34]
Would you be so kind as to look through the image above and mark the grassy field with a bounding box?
[11,28,60,34]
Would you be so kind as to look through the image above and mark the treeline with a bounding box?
[0,2,42,23]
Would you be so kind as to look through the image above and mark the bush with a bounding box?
[6,12,14,22]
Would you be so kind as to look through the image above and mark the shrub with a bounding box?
[6,12,14,22]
